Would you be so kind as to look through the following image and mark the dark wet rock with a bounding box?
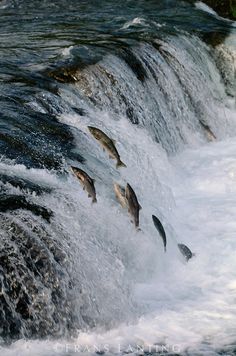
[5,71,59,96]
[0,109,83,170]
[119,47,147,82]
[72,107,87,116]
[46,45,107,84]
[185,0,234,47]
[0,174,51,195]
[0,214,78,342]
[97,65,118,86]
[117,91,139,124]
[47,65,81,83]
[126,106,139,124]
[0,195,53,222]
[0,131,60,170]
[202,0,236,20]
[202,32,227,47]
[59,60,141,125]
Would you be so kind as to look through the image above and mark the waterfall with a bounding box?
[0,2,236,353]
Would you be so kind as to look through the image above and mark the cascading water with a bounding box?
[0,0,235,354]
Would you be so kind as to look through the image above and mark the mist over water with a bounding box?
[0,0,236,354]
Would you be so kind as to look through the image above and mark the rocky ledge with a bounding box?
[202,0,236,20]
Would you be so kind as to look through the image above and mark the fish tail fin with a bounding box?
[92,197,97,204]
[164,246,167,253]
[116,160,127,169]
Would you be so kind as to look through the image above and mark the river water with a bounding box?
[0,0,235,355]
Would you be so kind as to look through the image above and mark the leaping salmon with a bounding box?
[152,215,167,252]
[71,166,97,203]
[125,183,142,229]
[178,243,194,261]
[113,183,127,209]
[88,126,126,169]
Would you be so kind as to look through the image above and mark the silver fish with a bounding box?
[71,166,97,203]
[152,215,167,252]
[88,126,126,169]
[125,183,142,228]
[178,243,194,261]
[113,183,127,209]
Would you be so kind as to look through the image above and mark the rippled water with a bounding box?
[0,0,236,354]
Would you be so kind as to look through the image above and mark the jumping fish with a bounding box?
[178,243,194,261]
[113,183,127,208]
[88,126,126,169]
[199,120,216,141]
[71,166,97,203]
[125,183,142,228]
[152,215,167,252]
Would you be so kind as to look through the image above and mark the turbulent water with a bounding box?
[0,0,236,354]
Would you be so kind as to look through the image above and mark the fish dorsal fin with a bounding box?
[139,204,142,210]
[111,139,116,144]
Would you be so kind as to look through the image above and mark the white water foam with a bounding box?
[1,19,236,356]
[1,107,236,355]
[121,17,148,30]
